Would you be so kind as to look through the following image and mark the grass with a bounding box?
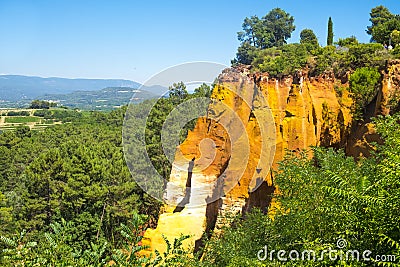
[5,116,41,123]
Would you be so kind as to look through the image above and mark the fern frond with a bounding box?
[0,235,17,247]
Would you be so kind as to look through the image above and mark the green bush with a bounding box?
[6,111,30,116]
[29,100,57,109]
[253,43,309,76]
[33,109,52,117]
[233,42,259,65]
[336,36,359,47]
[300,29,319,50]
[349,67,381,116]
[391,44,400,58]
[33,109,83,121]
[309,46,345,76]
[250,42,391,78]
[345,43,388,70]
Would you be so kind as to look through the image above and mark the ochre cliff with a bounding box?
[346,59,400,158]
[143,60,400,255]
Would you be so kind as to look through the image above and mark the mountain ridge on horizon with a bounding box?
[0,74,171,109]
[0,74,138,81]
[0,74,142,102]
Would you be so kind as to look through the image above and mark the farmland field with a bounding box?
[4,116,41,123]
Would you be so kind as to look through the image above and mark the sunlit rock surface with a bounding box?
[143,60,400,255]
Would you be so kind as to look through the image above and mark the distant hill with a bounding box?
[0,75,141,101]
[41,87,158,110]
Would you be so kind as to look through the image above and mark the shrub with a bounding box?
[6,111,30,116]
[349,67,381,116]
[253,44,309,76]
[29,100,57,109]
[345,43,388,70]
[33,110,52,117]
[336,36,359,47]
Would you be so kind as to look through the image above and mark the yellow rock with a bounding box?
[143,61,400,255]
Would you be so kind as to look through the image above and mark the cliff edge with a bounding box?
[143,60,400,254]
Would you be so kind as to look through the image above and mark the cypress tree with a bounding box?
[327,17,333,46]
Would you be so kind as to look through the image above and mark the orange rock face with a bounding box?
[143,61,400,255]
[346,59,400,158]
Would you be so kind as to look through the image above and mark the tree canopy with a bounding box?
[235,8,295,64]
[29,100,57,109]
[367,5,400,45]
[263,8,296,47]
[336,35,359,47]
[237,8,295,49]
[300,28,319,49]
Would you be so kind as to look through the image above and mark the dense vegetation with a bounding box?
[6,111,30,116]
[0,82,212,266]
[0,107,162,265]
[29,100,58,109]
[234,6,400,80]
[1,4,400,267]
[238,36,396,79]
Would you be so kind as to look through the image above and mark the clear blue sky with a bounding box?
[0,0,399,83]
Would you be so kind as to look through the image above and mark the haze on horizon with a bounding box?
[0,0,399,84]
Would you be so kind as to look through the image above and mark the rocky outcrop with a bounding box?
[346,59,400,158]
[143,60,400,255]
[376,59,400,116]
